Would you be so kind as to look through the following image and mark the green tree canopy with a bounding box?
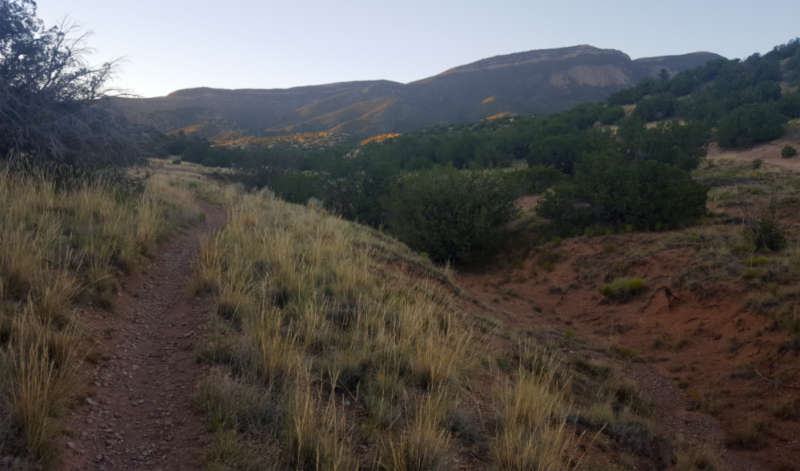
[538,153,707,234]
[384,168,519,263]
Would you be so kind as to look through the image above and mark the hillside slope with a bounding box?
[109,45,722,139]
[460,153,800,471]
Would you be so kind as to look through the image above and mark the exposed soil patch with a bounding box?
[708,135,800,173]
[58,200,226,471]
[515,194,542,213]
[460,233,800,470]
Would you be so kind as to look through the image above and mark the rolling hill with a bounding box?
[109,45,722,140]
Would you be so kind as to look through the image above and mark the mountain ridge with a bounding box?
[429,45,631,78]
[109,45,724,140]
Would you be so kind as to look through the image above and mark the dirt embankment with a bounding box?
[460,233,800,471]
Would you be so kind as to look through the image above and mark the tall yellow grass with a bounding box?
[0,168,195,461]
[492,353,578,471]
[195,187,581,469]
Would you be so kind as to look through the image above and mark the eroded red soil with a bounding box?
[460,234,800,471]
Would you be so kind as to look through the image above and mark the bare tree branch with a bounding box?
[0,0,142,170]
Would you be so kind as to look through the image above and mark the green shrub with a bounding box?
[633,93,677,121]
[526,134,587,174]
[599,105,625,125]
[601,278,647,301]
[779,92,800,119]
[384,167,518,263]
[782,145,798,159]
[745,216,787,252]
[537,153,707,235]
[500,165,565,195]
[264,171,328,206]
[621,120,709,171]
[717,103,787,149]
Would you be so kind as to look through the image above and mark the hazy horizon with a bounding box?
[37,0,799,98]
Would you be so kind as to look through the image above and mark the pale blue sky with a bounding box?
[37,0,798,97]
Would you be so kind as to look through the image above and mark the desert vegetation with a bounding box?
[0,167,197,461]
[3,2,800,468]
[191,186,589,469]
[700,160,800,344]
[162,40,800,266]
[600,278,647,301]
[610,40,800,148]
[0,0,155,170]
[383,168,519,262]
[165,101,712,260]
[0,1,200,462]
[456,153,800,469]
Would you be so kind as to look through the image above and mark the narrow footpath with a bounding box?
[59,201,226,471]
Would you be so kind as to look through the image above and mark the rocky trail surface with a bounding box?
[59,200,226,471]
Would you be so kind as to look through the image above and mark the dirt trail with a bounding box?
[59,200,226,471]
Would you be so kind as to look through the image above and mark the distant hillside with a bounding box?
[610,39,800,148]
[109,45,722,140]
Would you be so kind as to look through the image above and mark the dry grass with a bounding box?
[574,159,800,342]
[0,167,196,462]
[491,357,578,471]
[689,160,800,340]
[675,444,722,471]
[194,187,583,469]
[600,278,647,301]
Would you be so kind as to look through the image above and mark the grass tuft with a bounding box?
[0,166,198,462]
[600,278,647,301]
[491,357,579,471]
